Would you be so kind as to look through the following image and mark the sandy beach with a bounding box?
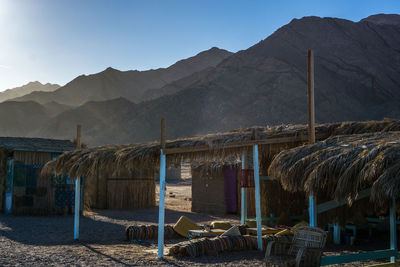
[0,183,394,266]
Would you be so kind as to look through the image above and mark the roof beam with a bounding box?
[163,133,329,155]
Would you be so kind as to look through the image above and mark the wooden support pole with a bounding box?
[158,118,166,259]
[307,50,315,144]
[390,197,397,263]
[308,50,317,227]
[76,124,82,149]
[309,195,317,227]
[74,177,81,240]
[74,124,82,240]
[253,138,262,250]
[240,152,248,225]
[333,223,341,244]
[160,118,166,150]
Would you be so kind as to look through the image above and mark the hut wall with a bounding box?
[106,179,155,209]
[85,168,156,210]
[191,167,226,215]
[236,143,308,221]
[13,151,52,165]
[237,185,256,217]
[10,151,75,215]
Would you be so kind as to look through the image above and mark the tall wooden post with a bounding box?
[158,118,166,259]
[76,125,82,149]
[390,197,397,263]
[252,129,262,250]
[307,50,317,227]
[240,152,248,225]
[307,50,315,144]
[74,124,82,240]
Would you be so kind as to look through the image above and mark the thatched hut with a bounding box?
[0,137,76,215]
[85,168,156,210]
[269,131,400,210]
[268,130,400,265]
[44,119,400,219]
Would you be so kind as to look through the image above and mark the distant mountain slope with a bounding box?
[32,98,136,145]
[33,14,400,146]
[0,81,60,102]
[11,47,232,106]
[0,101,50,137]
[42,101,72,117]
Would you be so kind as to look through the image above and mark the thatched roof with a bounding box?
[44,119,400,180]
[0,137,75,152]
[268,131,400,207]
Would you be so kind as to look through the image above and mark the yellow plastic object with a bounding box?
[274,229,291,236]
[173,216,201,238]
[210,221,232,230]
[246,220,257,228]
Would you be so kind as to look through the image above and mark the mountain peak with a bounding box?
[104,67,120,72]
[360,14,400,26]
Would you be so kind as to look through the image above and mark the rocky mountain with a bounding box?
[42,101,72,117]
[361,13,400,26]
[4,14,400,146]
[0,81,60,103]
[36,14,400,145]
[0,101,50,136]
[10,47,232,106]
[32,97,136,145]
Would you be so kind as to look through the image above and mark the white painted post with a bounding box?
[74,176,81,240]
[241,152,247,225]
[390,197,397,263]
[309,196,317,227]
[158,118,166,259]
[253,144,262,250]
[158,150,166,258]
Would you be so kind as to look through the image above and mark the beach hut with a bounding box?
[188,120,400,219]
[0,137,76,215]
[268,131,400,265]
[43,118,400,257]
[84,168,156,210]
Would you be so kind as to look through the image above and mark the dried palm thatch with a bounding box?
[268,131,400,207]
[43,119,400,181]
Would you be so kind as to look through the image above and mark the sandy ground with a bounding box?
[0,181,396,266]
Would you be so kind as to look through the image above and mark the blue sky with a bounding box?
[0,0,398,91]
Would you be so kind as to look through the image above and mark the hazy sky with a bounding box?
[0,0,398,91]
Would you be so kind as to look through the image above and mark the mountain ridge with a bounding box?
[10,47,233,106]
[0,81,60,103]
[2,14,400,146]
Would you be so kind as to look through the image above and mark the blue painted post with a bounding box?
[74,124,82,240]
[241,152,247,225]
[74,177,81,240]
[158,118,167,259]
[158,150,166,259]
[333,223,341,244]
[309,195,317,227]
[5,159,14,214]
[390,197,397,263]
[253,144,262,250]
